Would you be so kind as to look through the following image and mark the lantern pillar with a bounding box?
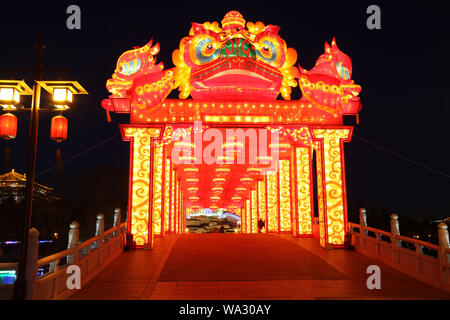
[257,179,267,233]
[245,199,251,233]
[293,145,314,237]
[171,168,176,233]
[164,154,172,234]
[311,128,353,248]
[251,189,257,233]
[122,126,162,248]
[278,159,292,233]
[266,170,279,232]
[152,141,164,238]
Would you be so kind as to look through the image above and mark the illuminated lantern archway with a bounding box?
[102,10,361,249]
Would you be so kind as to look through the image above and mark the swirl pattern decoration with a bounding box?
[123,127,161,246]
[152,142,164,236]
[279,160,292,232]
[295,147,313,235]
[266,171,279,232]
[313,128,351,246]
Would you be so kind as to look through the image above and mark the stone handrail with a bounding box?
[34,221,127,300]
[349,209,449,293]
[0,208,127,300]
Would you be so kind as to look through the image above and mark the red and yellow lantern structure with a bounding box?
[102,11,362,249]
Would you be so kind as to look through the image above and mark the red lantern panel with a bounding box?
[0,113,18,140]
[50,115,68,142]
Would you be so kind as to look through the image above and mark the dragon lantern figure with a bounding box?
[102,10,361,116]
[298,38,361,115]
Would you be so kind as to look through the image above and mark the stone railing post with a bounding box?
[390,213,400,263]
[25,228,39,300]
[113,208,121,248]
[359,208,367,248]
[113,208,121,235]
[67,222,80,265]
[437,222,449,283]
[95,214,104,264]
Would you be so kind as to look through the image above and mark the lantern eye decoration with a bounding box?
[50,115,68,143]
[0,113,18,140]
[190,34,221,65]
[53,88,73,109]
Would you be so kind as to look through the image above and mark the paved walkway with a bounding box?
[69,233,450,300]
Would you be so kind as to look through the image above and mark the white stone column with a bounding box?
[438,222,449,283]
[390,213,400,262]
[25,228,39,300]
[359,208,367,248]
[67,221,79,265]
[95,214,104,264]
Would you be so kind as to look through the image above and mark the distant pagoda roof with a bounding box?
[0,169,53,191]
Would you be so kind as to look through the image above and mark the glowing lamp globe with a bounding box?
[0,113,18,140]
[50,115,68,142]
[53,88,73,109]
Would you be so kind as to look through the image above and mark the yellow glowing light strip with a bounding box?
[246,199,251,233]
[278,159,292,232]
[213,178,226,182]
[187,187,199,192]
[251,189,258,234]
[175,179,180,233]
[240,177,253,182]
[212,187,223,191]
[247,168,262,173]
[186,178,199,182]
[152,143,164,236]
[125,127,160,246]
[171,169,176,233]
[179,156,197,162]
[216,168,230,173]
[204,115,271,123]
[232,197,242,201]
[296,147,312,235]
[184,168,199,172]
[174,141,196,148]
[258,180,266,233]
[189,196,199,200]
[164,156,171,233]
[217,155,234,162]
[266,171,279,232]
[222,142,244,148]
[269,143,291,149]
[210,196,220,200]
[235,187,247,192]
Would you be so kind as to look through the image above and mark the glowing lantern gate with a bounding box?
[0,113,18,140]
[103,10,362,249]
[50,115,68,142]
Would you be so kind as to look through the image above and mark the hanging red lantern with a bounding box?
[0,113,18,140]
[50,115,68,142]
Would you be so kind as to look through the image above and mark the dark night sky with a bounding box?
[0,1,449,218]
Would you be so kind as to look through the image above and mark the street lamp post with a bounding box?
[0,35,87,300]
[13,35,44,300]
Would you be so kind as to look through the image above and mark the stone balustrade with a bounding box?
[0,208,126,300]
[349,208,450,293]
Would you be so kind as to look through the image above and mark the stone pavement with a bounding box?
[69,233,450,300]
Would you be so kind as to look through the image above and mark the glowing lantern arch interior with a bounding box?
[104,10,362,249]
